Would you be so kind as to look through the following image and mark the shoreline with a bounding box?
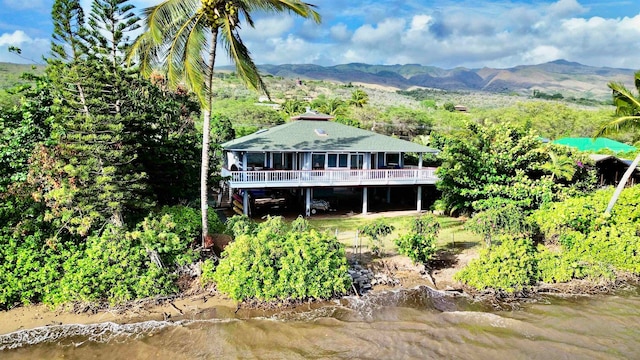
[2,254,637,338]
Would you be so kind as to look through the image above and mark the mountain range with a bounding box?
[1,60,635,100]
[258,60,635,100]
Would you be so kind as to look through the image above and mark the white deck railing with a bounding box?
[223,167,438,188]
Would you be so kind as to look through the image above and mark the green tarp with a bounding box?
[553,137,636,153]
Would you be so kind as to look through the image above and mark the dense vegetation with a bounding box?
[394,215,440,265]
[456,186,640,292]
[454,71,640,293]
[433,122,596,218]
[208,216,352,301]
[0,0,208,309]
[2,0,639,310]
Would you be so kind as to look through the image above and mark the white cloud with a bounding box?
[0,30,49,63]
[8,0,638,69]
[352,18,405,45]
[0,30,31,46]
[410,15,431,32]
[329,23,351,42]
[242,16,295,41]
[547,0,587,19]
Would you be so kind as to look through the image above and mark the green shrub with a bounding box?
[454,237,538,292]
[358,219,395,256]
[466,199,531,246]
[200,259,216,285]
[530,185,640,280]
[395,214,440,264]
[55,225,178,305]
[45,207,217,306]
[572,223,640,275]
[531,192,608,242]
[536,245,615,283]
[225,214,257,237]
[131,214,195,268]
[213,217,351,301]
[537,246,585,283]
[0,227,79,308]
[158,205,225,241]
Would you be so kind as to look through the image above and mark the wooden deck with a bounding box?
[222,167,438,189]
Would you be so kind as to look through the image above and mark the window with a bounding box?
[327,154,348,168]
[339,154,348,167]
[312,154,326,169]
[386,153,400,167]
[272,152,292,169]
[246,153,265,168]
[351,154,364,169]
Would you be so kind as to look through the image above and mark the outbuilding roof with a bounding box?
[553,137,636,153]
[221,119,439,153]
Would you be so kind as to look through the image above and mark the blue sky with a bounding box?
[1,0,639,69]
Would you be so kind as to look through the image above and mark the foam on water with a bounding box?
[0,317,241,351]
[0,320,177,350]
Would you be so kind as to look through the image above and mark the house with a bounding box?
[589,154,640,187]
[454,105,468,112]
[220,110,440,216]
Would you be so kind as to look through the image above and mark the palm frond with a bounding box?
[218,17,269,98]
[165,13,207,95]
[596,115,640,137]
[260,0,321,23]
[182,16,208,105]
[238,0,321,26]
[126,32,164,77]
[608,81,640,114]
[145,0,200,44]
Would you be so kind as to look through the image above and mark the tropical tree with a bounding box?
[539,150,576,181]
[128,0,320,244]
[281,98,307,117]
[349,89,368,108]
[312,95,346,116]
[597,71,640,214]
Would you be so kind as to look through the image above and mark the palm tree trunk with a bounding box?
[605,153,640,214]
[201,27,219,247]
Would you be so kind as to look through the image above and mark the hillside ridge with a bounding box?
[257,60,634,99]
[1,60,634,100]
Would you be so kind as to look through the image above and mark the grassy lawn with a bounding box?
[307,213,482,255]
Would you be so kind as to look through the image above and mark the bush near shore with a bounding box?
[206,216,352,302]
[455,185,640,293]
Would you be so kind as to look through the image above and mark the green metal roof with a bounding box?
[553,137,636,153]
[222,120,439,153]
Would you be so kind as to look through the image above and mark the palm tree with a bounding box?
[349,89,368,108]
[596,70,640,214]
[540,150,576,181]
[128,0,320,245]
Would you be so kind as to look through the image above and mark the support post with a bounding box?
[305,188,311,217]
[417,186,423,212]
[242,190,249,216]
[362,187,368,215]
[386,187,391,203]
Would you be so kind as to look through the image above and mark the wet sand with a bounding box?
[0,293,238,336]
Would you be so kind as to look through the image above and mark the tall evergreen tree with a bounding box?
[51,0,89,61]
[30,0,151,237]
[88,0,141,67]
